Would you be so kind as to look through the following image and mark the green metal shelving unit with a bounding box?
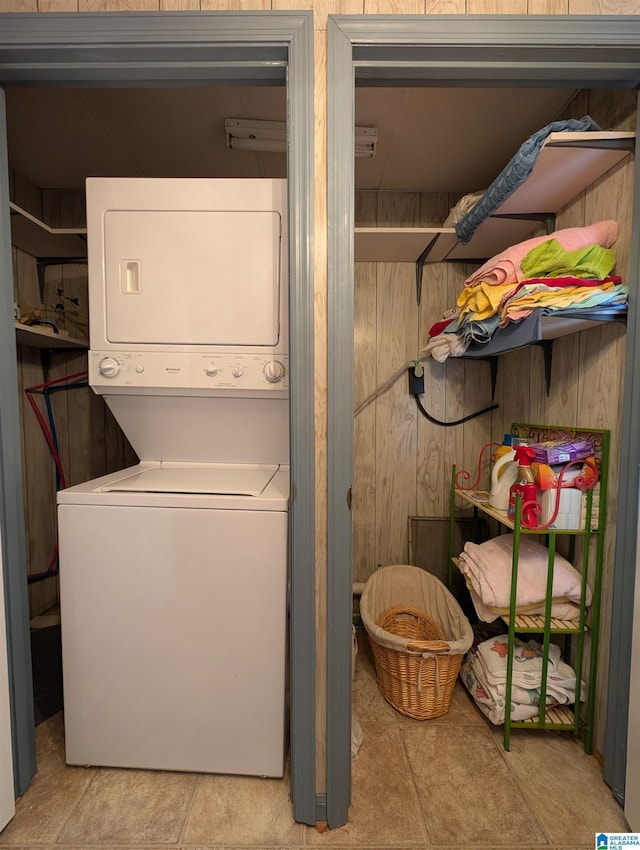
[449,423,610,753]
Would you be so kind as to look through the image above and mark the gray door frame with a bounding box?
[327,13,640,828]
[0,11,317,825]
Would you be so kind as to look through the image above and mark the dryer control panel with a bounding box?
[89,351,288,397]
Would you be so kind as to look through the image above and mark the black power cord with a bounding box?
[408,365,499,427]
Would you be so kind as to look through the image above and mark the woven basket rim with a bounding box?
[377,604,443,629]
[360,564,474,656]
[376,605,450,653]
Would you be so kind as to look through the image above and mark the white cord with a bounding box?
[354,355,428,417]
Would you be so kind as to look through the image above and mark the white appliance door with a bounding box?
[625,478,640,829]
[59,502,288,777]
[103,209,282,346]
[0,526,15,830]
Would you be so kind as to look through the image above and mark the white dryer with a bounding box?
[58,178,290,777]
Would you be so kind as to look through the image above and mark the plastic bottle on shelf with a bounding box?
[508,445,539,527]
[489,449,517,511]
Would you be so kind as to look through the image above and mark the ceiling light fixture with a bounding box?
[225,118,378,158]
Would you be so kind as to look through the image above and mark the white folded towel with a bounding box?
[460,634,583,725]
[475,635,580,702]
[457,534,590,612]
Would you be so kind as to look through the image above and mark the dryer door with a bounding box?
[103,209,282,347]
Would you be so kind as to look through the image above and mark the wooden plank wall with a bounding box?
[354,89,636,755]
[12,184,137,620]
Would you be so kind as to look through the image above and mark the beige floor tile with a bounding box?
[498,730,629,843]
[394,680,488,726]
[0,714,95,845]
[2,698,632,849]
[352,631,399,723]
[56,768,198,844]
[182,767,302,846]
[306,722,427,846]
[403,723,546,845]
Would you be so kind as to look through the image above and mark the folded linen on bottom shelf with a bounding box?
[460,634,584,725]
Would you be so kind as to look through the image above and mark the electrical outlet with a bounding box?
[408,366,424,396]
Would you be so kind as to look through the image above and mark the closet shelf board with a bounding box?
[458,312,627,384]
[15,322,88,350]
[454,488,596,535]
[355,130,635,264]
[353,227,456,262]
[10,202,87,259]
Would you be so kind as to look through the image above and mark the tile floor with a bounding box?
[0,628,630,850]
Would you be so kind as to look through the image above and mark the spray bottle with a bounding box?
[508,445,539,527]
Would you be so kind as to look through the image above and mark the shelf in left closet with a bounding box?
[14,323,87,350]
[11,195,89,350]
[10,202,87,258]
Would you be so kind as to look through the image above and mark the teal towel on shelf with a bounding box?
[520,239,616,281]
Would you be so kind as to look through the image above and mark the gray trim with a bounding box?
[0,11,316,824]
[315,793,327,824]
[326,13,640,827]
[0,86,36,798]
[282,11,317,828]
[326,17,355,832]
[0,12,291,85]
[604,94,640,805]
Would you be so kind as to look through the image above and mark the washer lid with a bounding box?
[100,463,279,496]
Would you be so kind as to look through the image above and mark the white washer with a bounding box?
[58,463,288,777]
[57,178,290,777]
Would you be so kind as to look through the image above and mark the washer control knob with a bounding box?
[205,366,219,377]
[98,356,121,379]
[232,364,245,378]
[264,360,285,383]
[135,364,145,374]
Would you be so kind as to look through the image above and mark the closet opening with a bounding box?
[7,78,289,729]
[0,11,316,826]
[327,14,640,832]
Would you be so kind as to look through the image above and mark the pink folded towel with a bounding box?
[464,219,618,289]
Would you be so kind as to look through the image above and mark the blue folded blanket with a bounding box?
[455,116,601,245]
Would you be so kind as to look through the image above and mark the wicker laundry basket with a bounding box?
[361,565,474,720]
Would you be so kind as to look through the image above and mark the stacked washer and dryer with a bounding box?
[57,178,289,778]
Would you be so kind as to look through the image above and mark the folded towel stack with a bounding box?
[423,220,624,361]
[463,219,618,290]
[460,634,583,725]
[456,534,590,623]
